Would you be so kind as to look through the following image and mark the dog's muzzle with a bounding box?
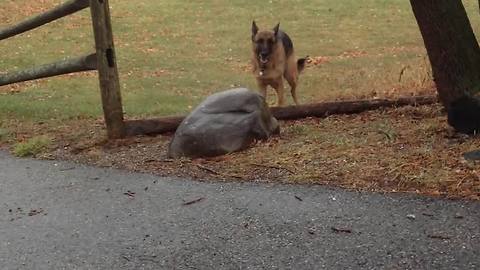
[259,54,269,64]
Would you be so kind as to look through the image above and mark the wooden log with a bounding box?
[0,53,96,86]
[124,95,438,136]
[0,0,90,41]
[270,95,438,120]
[89,0,126,139]
[125,117,184,136]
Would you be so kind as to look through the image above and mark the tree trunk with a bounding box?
[410,0,480,107]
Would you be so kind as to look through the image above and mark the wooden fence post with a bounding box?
[89,0,126,139]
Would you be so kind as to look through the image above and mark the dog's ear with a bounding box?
[273,23,280,36]
[252,21,259,40]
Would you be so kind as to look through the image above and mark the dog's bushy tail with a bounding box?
[297,55,309,73]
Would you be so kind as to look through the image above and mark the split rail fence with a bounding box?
[0,0,127,139]
[0,0,438,139]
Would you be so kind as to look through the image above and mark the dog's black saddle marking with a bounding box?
[277,30,293,58]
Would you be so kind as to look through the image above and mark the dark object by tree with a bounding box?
[463,149,480,161]
[168,88,279,159]
[410,0,480,134]
[125,95,437,136]
[448,96,480,134]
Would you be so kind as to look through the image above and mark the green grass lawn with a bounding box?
[1,0,480,125]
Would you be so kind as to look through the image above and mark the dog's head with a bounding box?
[251,21,280,64]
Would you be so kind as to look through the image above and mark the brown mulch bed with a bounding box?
[44,103,480,200]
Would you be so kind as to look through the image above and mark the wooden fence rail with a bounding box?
[0,0,126,139]
[0,53,96,86]
[0,0,90,41]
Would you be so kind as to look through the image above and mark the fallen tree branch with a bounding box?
[125,95,438,136]
[182,197,205,206]
[331,226,353,234]
[427,234,451,240]
[196,164,220,175]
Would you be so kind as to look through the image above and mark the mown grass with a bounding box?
[0,127,12,142]
[2,0,480,125]
[13,135,51,157]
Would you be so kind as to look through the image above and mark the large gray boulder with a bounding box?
[168,88,279,158]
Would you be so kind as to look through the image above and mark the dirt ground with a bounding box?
[40,103,480,200]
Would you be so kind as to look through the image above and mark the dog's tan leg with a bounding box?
[286,76,299,105]
[272,79,285,106]
[284,62,300,105]
[291,84,299,105]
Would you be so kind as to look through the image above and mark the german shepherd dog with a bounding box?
[251,21,307,106]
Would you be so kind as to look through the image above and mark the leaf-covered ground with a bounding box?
[39,103,480,200]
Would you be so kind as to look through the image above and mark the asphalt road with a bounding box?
[0,151,479,270]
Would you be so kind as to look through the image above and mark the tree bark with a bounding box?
[410,0,480,107]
